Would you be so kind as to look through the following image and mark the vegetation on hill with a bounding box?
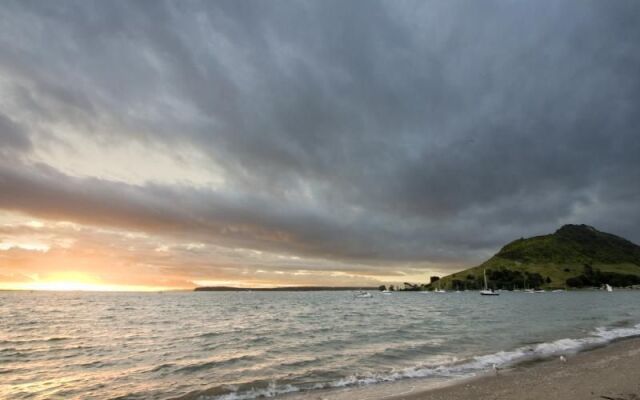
[565,265,640,288]
[427,225,640,290]
[496,224,640,265]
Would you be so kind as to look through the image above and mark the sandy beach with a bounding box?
[389,338,640,400]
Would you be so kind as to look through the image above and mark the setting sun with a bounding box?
[3,271,169,292]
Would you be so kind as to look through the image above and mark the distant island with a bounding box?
[429,224,640,291]
[194,286,378,292]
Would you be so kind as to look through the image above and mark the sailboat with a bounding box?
[480,269,499,296]
[523,275,534,293]
[354,290,372,298]
[605,284,613,292]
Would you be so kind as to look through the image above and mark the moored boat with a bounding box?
[354,290,372,298]
[480,269,499,296]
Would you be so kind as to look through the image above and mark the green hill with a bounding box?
[429,225,640,290]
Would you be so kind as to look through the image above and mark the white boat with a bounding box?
[605,284,613,292]
[381,289,392,295]
[480,269,499,296]
[432,281,447,293]
[552,289,565,292]
[354,291,372,298]
[534,289,546,293]
[524,288,535,293]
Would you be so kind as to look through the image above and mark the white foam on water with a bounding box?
[201,322,640,400]
[202,381,300,400]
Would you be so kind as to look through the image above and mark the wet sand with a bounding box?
[388,337,640,400]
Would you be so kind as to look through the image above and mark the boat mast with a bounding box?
[483,269,488,290]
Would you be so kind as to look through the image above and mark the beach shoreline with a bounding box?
[384,336,640,400]
[276,336,640,400]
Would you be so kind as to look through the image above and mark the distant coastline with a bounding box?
[194,286,378,292]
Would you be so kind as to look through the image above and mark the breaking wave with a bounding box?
[189,322,640,400]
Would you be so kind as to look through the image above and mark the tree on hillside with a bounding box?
[566,264,640,288]
[451,279,465,290]
[404,282,420,291]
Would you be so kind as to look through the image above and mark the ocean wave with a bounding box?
[175,354,261,374]
[0,336,73,345]
[192,332,222,339]
[191,322,640,400]
[181,381,300,400]
[278,357,321,369]
[149,363,177,373]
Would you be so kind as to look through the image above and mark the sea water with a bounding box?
[1,290,640,399]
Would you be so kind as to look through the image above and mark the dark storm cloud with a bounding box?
[0,159,479,263]
[1,0,639,270]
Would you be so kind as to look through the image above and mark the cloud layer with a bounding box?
[1,0,639,287]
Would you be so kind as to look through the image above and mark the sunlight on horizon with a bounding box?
[1,282,187,292]
[0,271,189,292]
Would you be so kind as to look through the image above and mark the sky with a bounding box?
[1,0,639,290]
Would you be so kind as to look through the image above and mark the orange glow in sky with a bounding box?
[1,271,183,292]
[0,213,424,291]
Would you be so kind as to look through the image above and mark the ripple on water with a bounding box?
[2,291,640,400]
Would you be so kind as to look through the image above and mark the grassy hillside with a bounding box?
[496,225,640,265]
[429,225,640,290]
